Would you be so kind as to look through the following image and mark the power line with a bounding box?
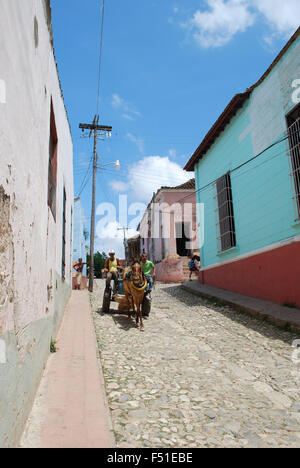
[161,130,295,207]
[99,167,191,185]
[96,0,105,116]
[97,129,293,191]
[76,155,93,197]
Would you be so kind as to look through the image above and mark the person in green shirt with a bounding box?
[141,253,156,299]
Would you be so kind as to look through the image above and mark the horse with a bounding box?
[123,261,147,331]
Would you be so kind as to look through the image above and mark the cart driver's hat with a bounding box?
[109,250,115,255]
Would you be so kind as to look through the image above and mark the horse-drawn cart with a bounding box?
[102,277,151,317]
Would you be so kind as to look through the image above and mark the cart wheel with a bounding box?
[102,289,111,314]
[142,296,151,317]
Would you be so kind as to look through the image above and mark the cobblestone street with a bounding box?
[91,280,300,448]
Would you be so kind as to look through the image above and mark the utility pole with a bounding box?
[79,116,112,292]
[118,227,130,264]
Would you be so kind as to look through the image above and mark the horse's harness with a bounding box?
[125,268,147,292]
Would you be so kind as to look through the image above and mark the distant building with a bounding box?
[0,1,73,447]
[138,179,199,264]
[185,28,300,307]
[126,234,141,262]
[73,199,88,276]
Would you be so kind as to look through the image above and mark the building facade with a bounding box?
[0,0,74,447]
[138,180,199,264]
[185,28,300,307]
[126,235,141,263]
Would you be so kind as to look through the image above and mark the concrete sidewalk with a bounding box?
[182,281,300,333]
[20,291,114,448]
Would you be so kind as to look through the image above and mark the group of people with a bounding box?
[73,249,200,292]
[104,250,156,298]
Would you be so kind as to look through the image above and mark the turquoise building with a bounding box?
[185,28,300,307]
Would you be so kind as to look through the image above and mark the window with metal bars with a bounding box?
[287,104,300,219]
[62,188,66,279]
[48,99,58,221]
[215,172,236,252]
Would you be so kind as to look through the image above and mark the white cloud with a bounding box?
[187,0,255,48]
[122,113,134,121]
[168,148,177,158]
[96,221,138,258]
[254,0,300,37]
[111,93,141,120]
[184,0,300,48]
[112,93,123,108]
[109,180,129,193]
[127,156,191,202]
[126,133,144,153]
[77,152,90,169]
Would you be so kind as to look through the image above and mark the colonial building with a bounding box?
[126,234,141,262]
[0,0,74,447]
[185,28,300,307]
[137,180,199,282]
[138,179,199,264]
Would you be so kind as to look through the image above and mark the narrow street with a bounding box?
[91,280,300,449]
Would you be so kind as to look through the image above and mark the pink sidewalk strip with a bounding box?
[21,291,115,449]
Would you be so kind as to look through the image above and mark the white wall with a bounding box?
[0,0,74,447]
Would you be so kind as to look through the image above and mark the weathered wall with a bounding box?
[0,0,74,447]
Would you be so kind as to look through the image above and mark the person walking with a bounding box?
[73,258,88,290]
[188,252,200,281]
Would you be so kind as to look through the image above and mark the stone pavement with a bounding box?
[91,280,300,448]
[20,290,114,448]
[182,281,300,333]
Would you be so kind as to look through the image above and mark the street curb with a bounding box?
[181,282,300,334]
[88,292,116,449]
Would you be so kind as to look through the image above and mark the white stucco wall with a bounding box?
[0,0,74,447]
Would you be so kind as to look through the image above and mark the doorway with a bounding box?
[175,222,190,257]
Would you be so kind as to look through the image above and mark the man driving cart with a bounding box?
[104,250,122,295]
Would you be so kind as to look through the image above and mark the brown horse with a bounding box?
[123,262,147,331]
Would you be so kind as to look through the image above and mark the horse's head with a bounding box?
[131,262,144,286]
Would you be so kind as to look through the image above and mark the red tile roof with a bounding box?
[161,178,195,190]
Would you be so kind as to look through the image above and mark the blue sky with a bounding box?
[51,0,300,256]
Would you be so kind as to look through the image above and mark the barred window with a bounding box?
[48,99,58,220]
[287,104,300,219]
[215,173,236,252]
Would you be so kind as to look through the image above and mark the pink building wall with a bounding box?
[139,188,199,264]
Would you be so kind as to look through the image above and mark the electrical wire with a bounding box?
[93,129,294,195]
[75,1,106,199]
[159,130,296,207]
[76,155,93,197]
[96,0,105,117]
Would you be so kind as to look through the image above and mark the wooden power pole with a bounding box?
[118,227,130,264]
[79,116,112,292]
